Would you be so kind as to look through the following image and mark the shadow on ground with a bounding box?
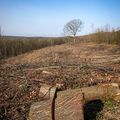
[84,100,104,120]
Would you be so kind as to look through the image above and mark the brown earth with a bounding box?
[0,41,120,120]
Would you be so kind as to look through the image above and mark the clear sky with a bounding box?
[0,0,120,37]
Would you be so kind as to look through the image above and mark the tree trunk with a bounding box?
[28,83,120,120]
[73,36,76,43]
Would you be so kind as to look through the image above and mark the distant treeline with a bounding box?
[93,30,120,44]
[81,26,120,44]
[0,27,120,60]
[0,37,68,59]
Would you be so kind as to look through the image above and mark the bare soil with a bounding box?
[0,41,120,120]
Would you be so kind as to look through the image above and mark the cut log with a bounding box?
[28,83,120,120]
[29,91,84,120]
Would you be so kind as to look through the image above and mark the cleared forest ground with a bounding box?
[0,41,120,119]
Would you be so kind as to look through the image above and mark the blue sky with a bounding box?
[0,0,120,36]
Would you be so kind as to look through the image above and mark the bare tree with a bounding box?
[63,19,83,42]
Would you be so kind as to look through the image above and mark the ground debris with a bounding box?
[0,42,120,120]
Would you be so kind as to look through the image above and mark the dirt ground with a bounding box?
[0,41,120,120]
